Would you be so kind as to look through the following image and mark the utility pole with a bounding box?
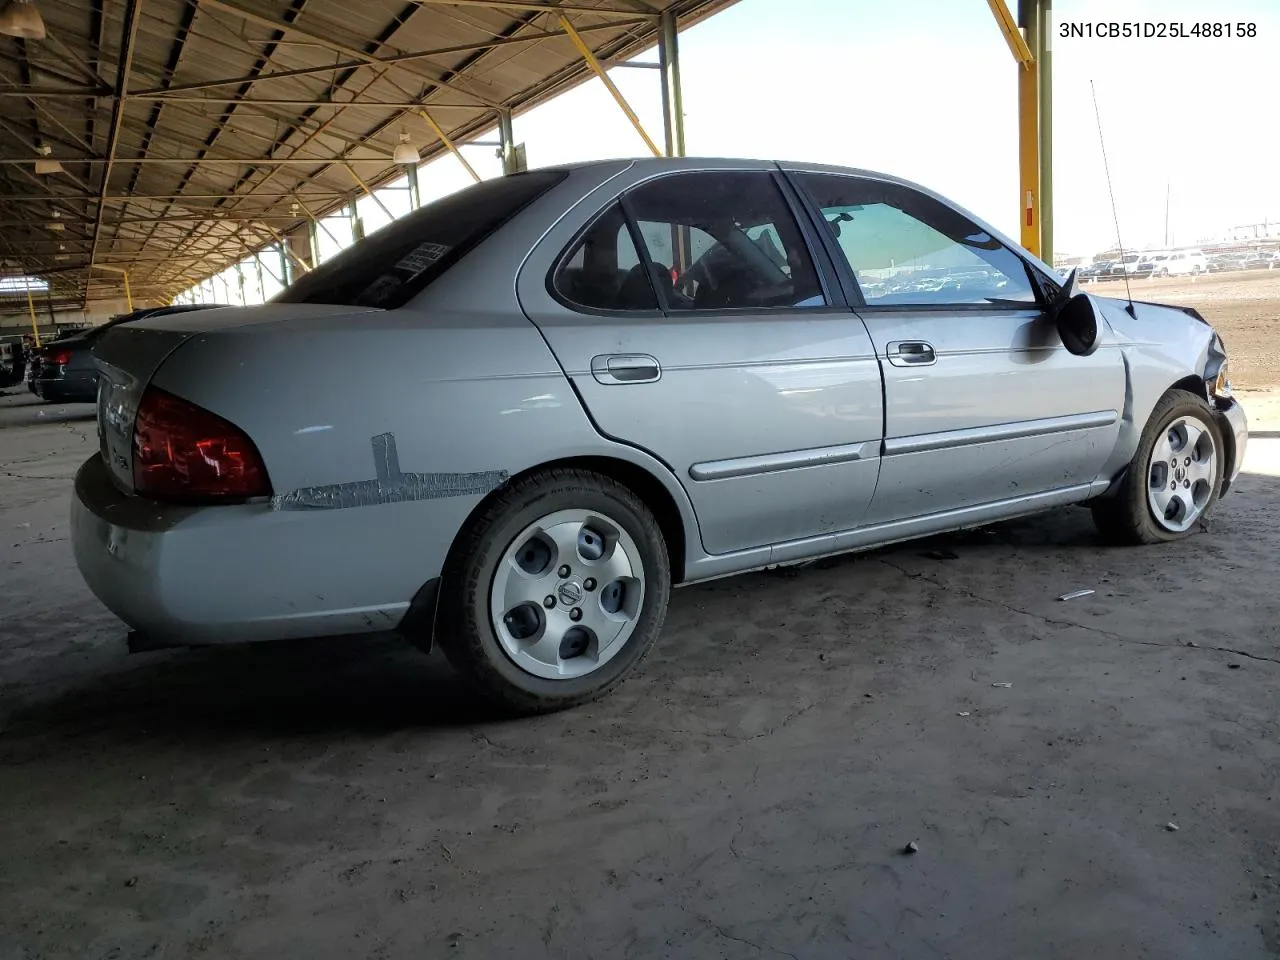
[1164,182,1170,248]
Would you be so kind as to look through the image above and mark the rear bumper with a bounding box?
[35,370,96,402]
[1216,396,1248,496]
[71,453,464,646]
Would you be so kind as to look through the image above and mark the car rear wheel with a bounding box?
[436,468,671,714]
[1092,390,1224,545]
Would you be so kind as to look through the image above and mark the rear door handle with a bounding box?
[591,354,662,385]
[886,341,936,367]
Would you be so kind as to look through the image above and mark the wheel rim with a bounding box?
[1146,414,1217,533]
[490,508,646,680]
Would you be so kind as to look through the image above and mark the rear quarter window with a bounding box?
[274,170,567,309]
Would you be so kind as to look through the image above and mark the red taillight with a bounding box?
[132,387,270,501]
[47,350,71,365]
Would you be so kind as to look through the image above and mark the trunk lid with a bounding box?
[92,303,379,492]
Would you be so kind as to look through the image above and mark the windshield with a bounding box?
[274,170,566,309]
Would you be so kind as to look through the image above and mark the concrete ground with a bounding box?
[2,384,1280,960]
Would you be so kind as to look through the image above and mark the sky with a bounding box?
[420,0,1280,260]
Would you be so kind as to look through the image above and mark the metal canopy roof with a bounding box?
[0,0,735,306]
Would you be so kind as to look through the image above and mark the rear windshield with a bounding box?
[273,169,566,309]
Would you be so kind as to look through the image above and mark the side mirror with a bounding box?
[1056,294,1100,356]
[1048,268,1100,357]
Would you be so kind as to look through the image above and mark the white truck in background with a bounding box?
[1152,250,1208,277]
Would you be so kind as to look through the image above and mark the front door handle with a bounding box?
[591,354,662,385]
[886,341,936,367]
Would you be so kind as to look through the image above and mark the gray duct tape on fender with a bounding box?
[271,432,508,510]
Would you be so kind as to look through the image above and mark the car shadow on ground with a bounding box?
[0,635,505,758]
[4,464,1274,757]
[0,507,1120,750]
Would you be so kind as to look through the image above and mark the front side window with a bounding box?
[795,173,1038,307]
[275,169,566,309]
[624,171,826,311]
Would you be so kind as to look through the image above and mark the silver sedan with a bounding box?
[73,158,1248,712]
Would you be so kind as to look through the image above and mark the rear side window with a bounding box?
[275,170,566,309]
[626,171,826,311]
[552,204,658,311]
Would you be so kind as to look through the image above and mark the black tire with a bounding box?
[436,468,671,714]
[1092,390,1224,545]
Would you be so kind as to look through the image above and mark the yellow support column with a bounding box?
[1018,59,1040,257]
[986,0,1041,257]
[418,110,482,183]
[559,14,662,158]
[26,285,41,347]
[122,269,134,312]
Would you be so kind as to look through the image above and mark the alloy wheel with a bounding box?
[1146,414,1217,533]
[489,508,646,680]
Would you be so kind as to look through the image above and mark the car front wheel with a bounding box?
[1092,390,1224,544]
[436,468,671,713]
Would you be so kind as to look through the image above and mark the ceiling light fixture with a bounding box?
[34,157,63,175]
[0,0,46,40]
[393,129,420,166]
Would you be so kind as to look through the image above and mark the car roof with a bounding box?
[540,157,1060,281]
[545,156,960,196]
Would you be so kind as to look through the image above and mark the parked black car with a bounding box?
[0,338,26,388]
[29,304,226,403]
[1207,253,1247,273]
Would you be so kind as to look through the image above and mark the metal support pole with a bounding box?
[407,163,421,208]
[256,222,310,275]
[419,109,482,182]
[658,11,685,157]
[343,162,395,220]
[349,201,364,243]
[254,252,266,302]
[27,286,41,347]
[559,14,662,157]
[497,109,517,176]
[95,265,135,310]
[255,247,282,287]
[1018,60,1040,258]
[1037,0,1053,265]
[987,0,1041,258]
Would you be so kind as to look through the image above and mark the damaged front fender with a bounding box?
[1089,294,1247,496]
